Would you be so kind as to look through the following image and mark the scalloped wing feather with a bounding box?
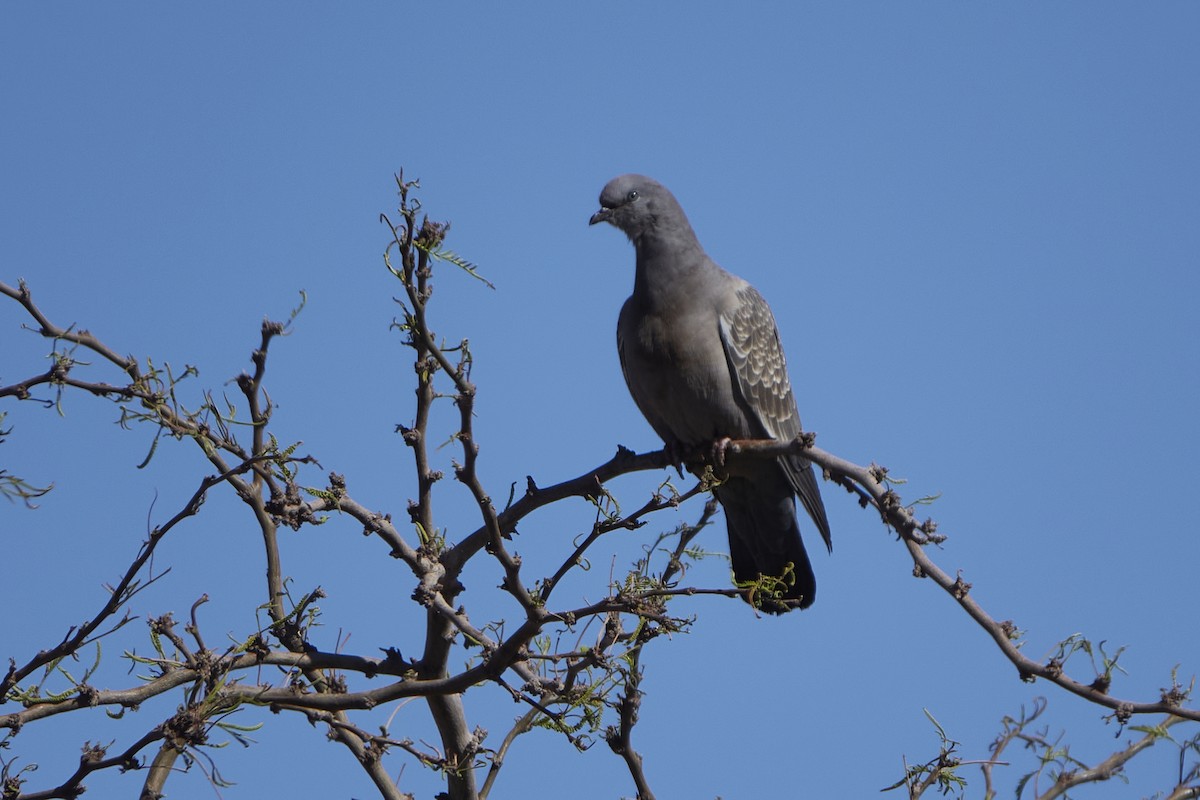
[719,285,832,550]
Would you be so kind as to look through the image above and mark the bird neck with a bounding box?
[632,233,712,304]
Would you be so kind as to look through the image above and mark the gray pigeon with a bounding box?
[590,174,831,613]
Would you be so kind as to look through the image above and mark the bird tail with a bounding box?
[784,456,832,553]
[716,474,816,613]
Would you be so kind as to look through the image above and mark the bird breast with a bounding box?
[621,306,751,447]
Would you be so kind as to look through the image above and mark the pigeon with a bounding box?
[590,174,831,613]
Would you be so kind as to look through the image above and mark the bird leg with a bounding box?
[663,441,687,479]
[710,436,733,473]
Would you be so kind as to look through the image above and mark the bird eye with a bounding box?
[625,190,639,203]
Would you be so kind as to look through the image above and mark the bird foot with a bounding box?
[711,437,733,470]
[664,442,686,479]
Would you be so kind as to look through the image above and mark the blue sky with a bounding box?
[3,4,1199,798]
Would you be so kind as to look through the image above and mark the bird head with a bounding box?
[589,174,680,243]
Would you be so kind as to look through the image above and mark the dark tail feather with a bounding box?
[784,456,832,553]
[716,475,816,613]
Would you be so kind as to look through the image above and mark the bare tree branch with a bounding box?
[3,176,1196,800]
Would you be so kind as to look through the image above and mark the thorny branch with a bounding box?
[2,175,1196,800]
[977,697,1196,799]
[726,436,1200,725]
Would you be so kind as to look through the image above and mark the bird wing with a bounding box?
[718,285,799,442]
[718,284,832,551]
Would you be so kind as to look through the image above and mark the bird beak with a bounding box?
[589,207,612,226]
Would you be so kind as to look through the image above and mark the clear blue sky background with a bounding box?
[3,4,1198,799]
